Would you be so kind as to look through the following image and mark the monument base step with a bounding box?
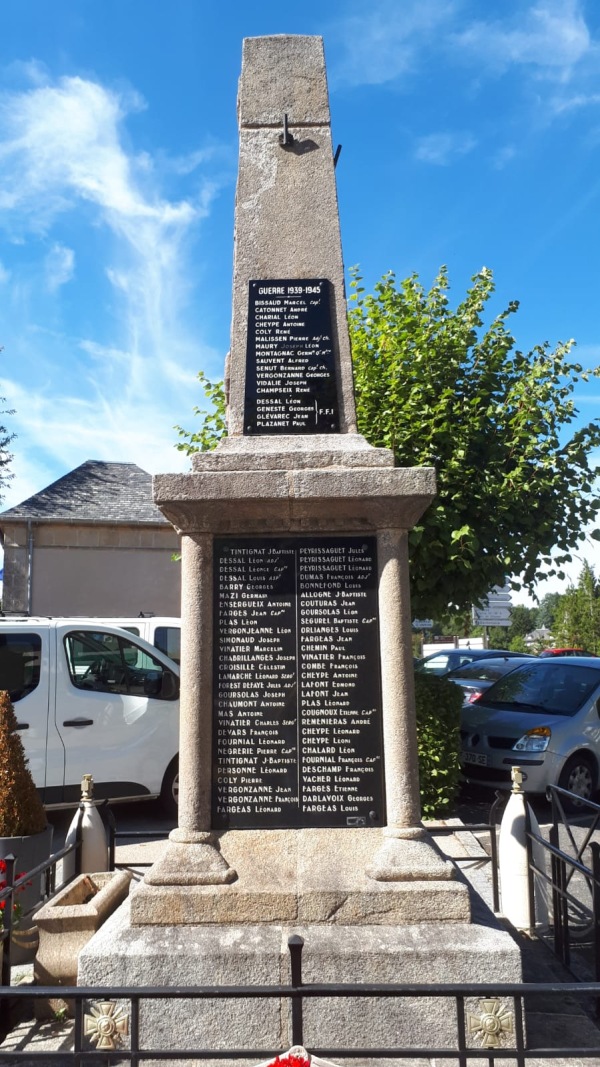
[79,901,523,1057]
[130,827,471,925]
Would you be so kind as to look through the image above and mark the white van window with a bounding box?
[64,631,179,701]
[155,626,181,665]
[0,633,42,702]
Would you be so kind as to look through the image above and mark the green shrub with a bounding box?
[0,690,47,837]
[414,672,462,817]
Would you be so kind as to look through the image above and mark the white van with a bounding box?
[0,619,180,815]
[68,616,181,666]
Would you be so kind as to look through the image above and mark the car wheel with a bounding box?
[160,757,179,820]
[557,753,595,810]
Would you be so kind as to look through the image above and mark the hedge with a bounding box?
[414,671,463,817]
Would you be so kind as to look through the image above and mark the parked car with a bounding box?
[415,648,531,677]
[0,619,180,814]
[446,656,534,704]
[77,616,180,664]
[539,647,598,658]
[2,615,181,665]
[460,657,600,806]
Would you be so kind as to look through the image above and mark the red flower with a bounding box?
[267,1056,310,1067]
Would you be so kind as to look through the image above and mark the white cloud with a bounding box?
[492,144,517,169]
[329,0,460,87]
[549,92,600,114]
[414,131,476,165]
[0,74,218,364]
[44,242,75,291]
[454,0,592,80]
[0,72,227,511]
[1,377,192,513]
[0,260,10,284]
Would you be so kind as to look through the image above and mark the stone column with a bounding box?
[145,534,236,887]
[172,534,213,835]
[367,527,452,882]
[377,527,422,830]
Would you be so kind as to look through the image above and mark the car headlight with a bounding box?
[513,726,551,752]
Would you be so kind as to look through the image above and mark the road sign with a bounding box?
[472,606,512,626]
[486,592,512,603]
[413,619,433,630]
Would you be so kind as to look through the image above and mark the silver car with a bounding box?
[460,657,600,804]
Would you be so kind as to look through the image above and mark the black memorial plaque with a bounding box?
[244,279,340,435]
[212,537,384,829]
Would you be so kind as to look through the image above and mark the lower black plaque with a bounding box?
[212,536,384,829]
[244,279,339,434]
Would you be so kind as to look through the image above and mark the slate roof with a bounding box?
[0,461,169,525]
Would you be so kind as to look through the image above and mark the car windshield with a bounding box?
[448,660,518,682]
[482,662,600,717]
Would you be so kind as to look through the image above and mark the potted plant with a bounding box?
[0,689,53,953]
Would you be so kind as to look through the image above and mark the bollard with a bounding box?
[63,775,108,878]
[499,766,548,930]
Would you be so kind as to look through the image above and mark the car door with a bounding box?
[0,626,52,790]
[52,624,179,804]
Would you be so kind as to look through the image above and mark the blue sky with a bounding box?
[1,0,599,603]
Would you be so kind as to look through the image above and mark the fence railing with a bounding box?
[427,790,505,916]
[0,807,84,994]
[2,935,600,1064]
[5,796,600,1062]
[525,784,600,988]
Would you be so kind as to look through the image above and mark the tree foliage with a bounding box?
[553,562,600,653]
[176,268,600,620]
[349,266,600,618]
[174,370,227,455]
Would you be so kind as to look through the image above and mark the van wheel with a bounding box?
[160,758,179,820]
[558,754,595,811]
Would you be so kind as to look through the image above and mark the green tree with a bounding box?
[177,268,600,619]
[349,266,600,618]
[553,562,600,652]
[175,371,227,454]
[535,592,562,631]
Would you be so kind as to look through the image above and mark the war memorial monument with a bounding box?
[80,35,522,1053]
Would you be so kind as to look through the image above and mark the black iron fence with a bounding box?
[0,808,84,990]
[5,797,600,1062]
[525,784,600,986]
[2,935,600,1064]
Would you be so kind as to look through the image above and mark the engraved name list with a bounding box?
[212,537,384,828]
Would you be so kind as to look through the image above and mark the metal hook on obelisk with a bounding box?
[278,112,295,147]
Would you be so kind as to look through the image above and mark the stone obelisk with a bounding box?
[79,37,522,1052]
[134,33,457,915]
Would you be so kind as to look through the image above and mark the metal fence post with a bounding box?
[590,841,600,994]
[524,799,536,934]
[288,934,304,1048]
[489,791,505,913]
[104,805,117,872]
[549,820,563,959]
[0,855,16,1039]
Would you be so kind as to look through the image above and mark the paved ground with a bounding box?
[1,793,600,1065]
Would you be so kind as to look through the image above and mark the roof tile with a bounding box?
[0,461,169,525]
